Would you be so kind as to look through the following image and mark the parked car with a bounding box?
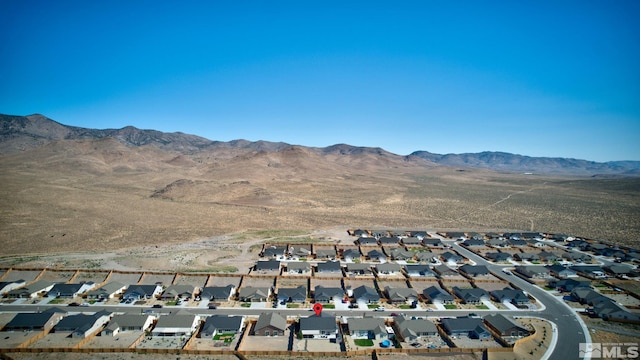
[374,307,385,312]
[68,302,80,307]
[208,304,217,309]
[152,304,163,308]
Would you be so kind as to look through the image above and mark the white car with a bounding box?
[374,307,385,311]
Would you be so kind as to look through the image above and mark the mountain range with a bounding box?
[2,113,639,176]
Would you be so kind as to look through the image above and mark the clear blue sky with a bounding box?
[1,1,639,162]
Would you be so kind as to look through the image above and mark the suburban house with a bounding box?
[54,311,112,338]
[254,260,281,274]
[316,261,343,275]
[546,265,578,278]
[537,251,560,263]
[393,316,438,341]
[252,312,287,336]
[434,264,459,277]
[403,264,437,278]
[453,287,490,304]
[159,284,197,301]
[262,245,287,259]
[238,287,271,302]
[352,285,380,304]
[86,282,126,300]
[485,252,512,262]
[593,300,640,324]
[152,313,200,337]
[402,237,423,246]
[484,314,531,337]
[422,286,454,304]
[486,239,508,248]
[440,252,464,265]
[345,263,373,276]
[571,265,607,279]
[4,308,66,332]
[347,317,390,340]
[290,246,312,258]
[490,288,530,305]
[385,286,418,304]
[462,239,485,247]
[277,285,307,303]
[358,237,379,246]
[315,248,337,260]
[313,286,345,303]
[0,279,26,295]
[514,253,540,262]
[507,239,527,247]
[48,282,97,298]
[122,284,162,301]
[7,280,54,298]
[604,264,636,278]
[408,231,429,240]
[458,264,490,277]
[102,314,155,336]
[440,317,491,340]
[201,315,244,338]
[299,313,338,339]
[379,236,401,246]
[388,248,414,261]
[342,248,362,262]
[421,238,442,247]
[514,266,551,279]
[200,285,236,302]
[415,251,436,263]
[366,249,387,262]
[548,278,591,292]
[286,262,311,275]
[375,263,402,276]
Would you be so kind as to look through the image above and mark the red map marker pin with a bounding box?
[313,303,323,316]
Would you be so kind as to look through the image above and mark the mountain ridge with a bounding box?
[2,113,639,176]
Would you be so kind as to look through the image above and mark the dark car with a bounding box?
[208,304,217,309]
[68,302,80,307]
[152,304,163,308]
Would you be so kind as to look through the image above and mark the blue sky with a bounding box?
[1,1,639,162]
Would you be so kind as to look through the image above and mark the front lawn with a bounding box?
[241,302,251,307]
[367,303,380,309]
[165,300,179,306]
[48,298,64,304]
[444,304,457,309]
[476,304,489,309]
[399,304,412,309]
[354,339,374,346]
[322,304,335,309]
[286,303,300,308]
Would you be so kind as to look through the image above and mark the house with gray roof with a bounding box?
[160,284,196,300]
[86,282,126,300]
[403,264,437,278]
[537,251,560,263]
[571,265,607,279]
[393,316,437,341]
[352,285,380,303]
[375,262,402,276]
[342,248,362,262]
[490,287,530,305]
[402,237,423,246]
[238,287,271,302]
[201,315,244,338]
[546,265,577,279]
[379,236,401,246]
[453,287,489,304]
[152,313,200,337]
[458,264,490,277]
[514,266,551,279]
[315,248,337,259]
[486,238,508,248]
[462,239,485,247]
[102,314,155,336]
[593,299,640,324]
[548,278,591,292]
[262,245,287,258]
[0,279,26,295]
[434,264,459,277]
[484,314,531,337]
[286,261,311,275]
[277,285,307,303]
[423,286,454,304]
[316,261,342,274]
[366,249,387,262]
[122,284,162,301]
[485,252,512,262]
[508,239,527,247]
[358,237,379,246]
[440,317,491,339]
[254,260,281,273]
[55,311,112,338]
[347,317,389,340]
[253,312,287,336]
[385,286,418,304]
[48,282,97,298]
[441,251,464,265]
[345,263,373,276]
[421,238,442,247]
[4,308,66,332]
[388,248,414,260]
[6,280,54,298]
[299,313,338,339]
[200,285,236,301]
[313,286,344,303]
